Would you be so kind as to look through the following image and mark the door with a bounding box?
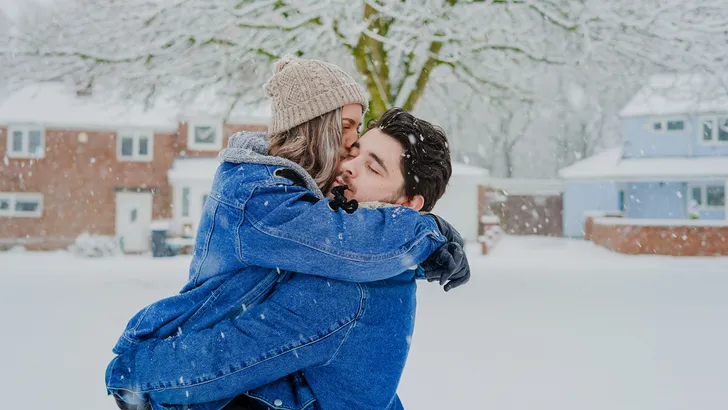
[115,191,153,253]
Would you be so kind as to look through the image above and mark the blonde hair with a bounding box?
[268,108,343,194]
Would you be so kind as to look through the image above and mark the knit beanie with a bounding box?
[264,56,369,135]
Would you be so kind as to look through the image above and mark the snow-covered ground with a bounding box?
[1,236,726,409]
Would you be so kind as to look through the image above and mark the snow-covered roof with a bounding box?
[620,74,728,118]
[167,157,221,182]
[559,147,728,181]
[0,83,270,131]
[452,162,489,178]
[488,178,563,195]
[0,83,180,131]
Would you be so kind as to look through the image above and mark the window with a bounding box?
[202,193,209,209]
[689,184,725,209]
[6,126,45,159]
[666,120,685,131]
[0,193,43,217]
[181,187,190,217]
[187,121,223,151]
[699,116,728,144]
[618,190,626,212]
[117,130,153,161]
[650,118,685,134]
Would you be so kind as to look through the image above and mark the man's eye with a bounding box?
[367,165,379,175]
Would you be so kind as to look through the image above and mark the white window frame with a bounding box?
[688,183,726,210]
[187,120,223,151]
[0,192,44,218]
[698,115,728,145]
[648,117,687,134]
[6,125,46,159]
[117,129,154,161]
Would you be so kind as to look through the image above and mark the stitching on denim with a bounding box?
[130,317,356,394]
[124,305,153,343]
[191,200,219,286]
[320,283,366,367]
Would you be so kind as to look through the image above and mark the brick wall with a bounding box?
[586,217,728,256]
[1,121,265,250]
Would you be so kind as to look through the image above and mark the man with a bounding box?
[107,108,467,410]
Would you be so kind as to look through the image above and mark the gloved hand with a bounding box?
[421,214,471,291]
[421,241,470,291]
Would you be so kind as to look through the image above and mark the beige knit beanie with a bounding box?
[264,56,369,135]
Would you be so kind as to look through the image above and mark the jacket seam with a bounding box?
[320,283,366,367]
[191,199,219,286]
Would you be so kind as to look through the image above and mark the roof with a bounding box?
[487,178,563,195]
[451,162,489,178]
[167,157,221,182]
[559,147,728,181]
[620,73,728,118]
[0,83,270,131]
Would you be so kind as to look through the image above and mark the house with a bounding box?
[559,74,728,255]
[0,82,268,252]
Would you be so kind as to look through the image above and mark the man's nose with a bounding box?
[341,159,357,177]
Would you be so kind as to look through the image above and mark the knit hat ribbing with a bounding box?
[264,56,369,135]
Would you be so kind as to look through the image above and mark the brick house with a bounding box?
[0,83,267,252]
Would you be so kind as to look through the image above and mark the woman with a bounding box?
[107,57,466,409]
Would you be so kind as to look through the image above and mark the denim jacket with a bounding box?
[106,132,446,409]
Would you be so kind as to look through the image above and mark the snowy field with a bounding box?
[1,236,727,409]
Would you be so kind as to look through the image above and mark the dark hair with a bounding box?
[369,108,452,212]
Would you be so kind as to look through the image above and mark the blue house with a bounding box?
[560,74,728,237]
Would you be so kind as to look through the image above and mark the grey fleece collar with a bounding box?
[218,132,324,198]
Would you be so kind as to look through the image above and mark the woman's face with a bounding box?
[340,104,363,160]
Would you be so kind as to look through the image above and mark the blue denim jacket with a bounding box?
[106,133,446,409]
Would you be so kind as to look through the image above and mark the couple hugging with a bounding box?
[107,56,471,410]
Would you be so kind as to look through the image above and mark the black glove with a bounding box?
[421,214,470,291]
[421,241,470,291]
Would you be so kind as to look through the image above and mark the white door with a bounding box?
[115,192,153,253]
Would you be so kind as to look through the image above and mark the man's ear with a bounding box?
[400,194,425,211]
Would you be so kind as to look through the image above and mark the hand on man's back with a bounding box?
[422,215,471,292]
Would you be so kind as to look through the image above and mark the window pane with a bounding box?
[719,118,728,142]
[15,199,39,213]
[12,130,23,152]
[702,119,714,141]
[691,187,702,205]
[194,126,216,144]
[202,194,209,209]
[28,130,43,155]
[138,137,149,156]
[653,122,662,131]
[121,137,134,156]
[182,187,190,217]
[706,186,725,207]
[0,198,10,211]
[666,120,684,131]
